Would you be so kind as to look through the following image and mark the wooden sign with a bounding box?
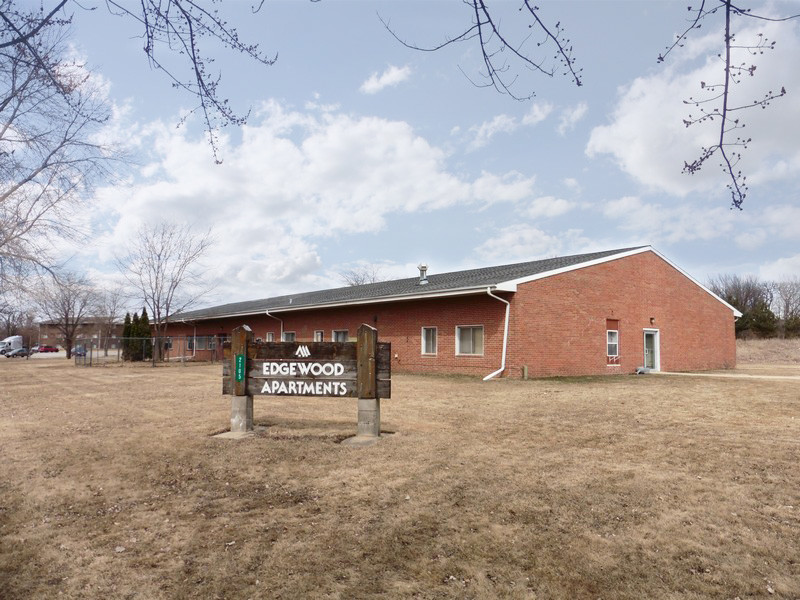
[223,326,391,399]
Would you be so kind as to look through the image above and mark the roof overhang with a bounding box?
[496,245,742,318]
[171,245,742,322]
[496,246,652,290]
[172,285,507,322]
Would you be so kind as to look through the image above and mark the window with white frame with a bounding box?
[456,325,484,355]
[266,332,274,342]
[333,330,348,343]
[197,336,207,350]
[314,330,324,342]
[607,330,619,357]
[282,331,296,342]
[606,318,620,364]
[421,327,437,355]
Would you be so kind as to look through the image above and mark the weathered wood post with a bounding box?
[230,325,253,432]
[356,323,380,437]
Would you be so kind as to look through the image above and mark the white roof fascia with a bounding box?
[496,245,742,318]
[496,246,652,291]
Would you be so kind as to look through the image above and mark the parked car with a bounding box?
[71,346,86,357]
[5,347,30,358]
[36,345,59,353]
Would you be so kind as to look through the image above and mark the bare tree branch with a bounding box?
[340,264,385,287]
[115,222,213,359]
[102,0,277,162]
[380,0,581,101]
[660,1,799,209]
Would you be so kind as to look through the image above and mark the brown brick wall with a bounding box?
[167,294,508,376]
[167,251,736,378]
[506,251,737,377]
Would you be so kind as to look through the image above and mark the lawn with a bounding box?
[1,356,798,599]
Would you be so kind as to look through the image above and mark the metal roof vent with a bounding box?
[418,263,428,285]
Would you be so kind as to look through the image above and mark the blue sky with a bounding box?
[63,1,800,305]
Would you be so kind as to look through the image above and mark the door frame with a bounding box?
[643,328,660,371]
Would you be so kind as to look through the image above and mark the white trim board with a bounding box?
[496,245,742,318]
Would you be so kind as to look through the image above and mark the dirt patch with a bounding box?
[1,359,799,598]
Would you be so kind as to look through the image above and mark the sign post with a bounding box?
[356,323,380,438]
[222,323,391,442]
[230,325,253,432]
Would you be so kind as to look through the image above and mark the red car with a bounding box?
[36,345,59,352]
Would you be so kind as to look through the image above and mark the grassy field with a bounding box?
[1,355,799,599]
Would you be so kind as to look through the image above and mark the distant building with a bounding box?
[38,317,124,350]
[166,246,740,378]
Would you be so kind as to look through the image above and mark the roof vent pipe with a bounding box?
[418,263,428,285]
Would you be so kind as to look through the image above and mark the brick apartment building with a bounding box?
[165,246,740,378]
[38,318,124,350]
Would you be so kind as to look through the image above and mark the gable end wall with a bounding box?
[506,250,736,377]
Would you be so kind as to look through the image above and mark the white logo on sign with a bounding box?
[295,345,311,358]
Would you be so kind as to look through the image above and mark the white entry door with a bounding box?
[643,329,660,371]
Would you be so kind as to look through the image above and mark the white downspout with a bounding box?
[265,309,283,341]
[483,287,511,381]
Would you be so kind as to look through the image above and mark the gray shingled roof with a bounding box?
[171,247,646,322]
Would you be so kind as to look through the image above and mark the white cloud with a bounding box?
[359,65,412,94]
[587,20,800,198]
[556,102,588,135]
[522,102,554,126]
[88,101,536,301]
[735,230,768,251]
[759,253,800,280]
[468,114,517,150]
[758,204,800,240]
[467,102,553,150]
[475,225,592,263]
[601,195,736,244]
[563,178,582,194]
[472,171,536,203]
[525,196,575,219]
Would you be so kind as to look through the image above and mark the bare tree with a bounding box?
[0,4,114,283]
[772,276,800,336]
[94,285,126,356]
[708,273,777,337]
[115,222,213,359]
[0,293,32,338]
[34,271,95,359]
[340,264,385,287]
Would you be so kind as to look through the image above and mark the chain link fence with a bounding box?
[73,335,228,366]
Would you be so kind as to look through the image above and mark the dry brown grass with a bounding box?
[737,338,800,364]
[1,356,799,599]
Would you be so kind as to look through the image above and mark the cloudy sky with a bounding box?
[65,1,800,305]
